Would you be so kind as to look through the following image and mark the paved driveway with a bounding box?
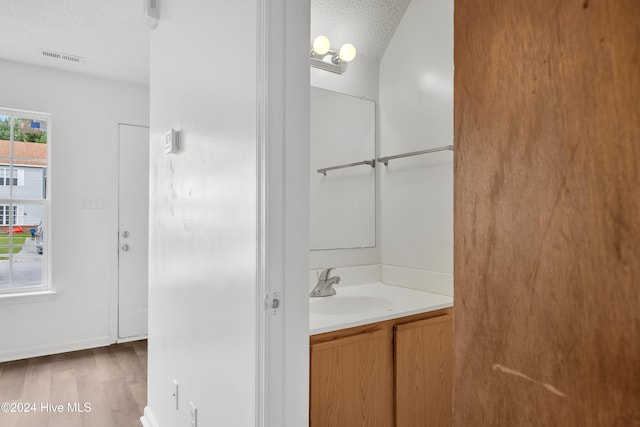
[0,237,43,288]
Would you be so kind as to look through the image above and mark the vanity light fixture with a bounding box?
[310,35,357,74]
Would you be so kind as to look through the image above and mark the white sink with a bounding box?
[310,295,393,315]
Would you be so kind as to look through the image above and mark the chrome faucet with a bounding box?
[309,268,341,297]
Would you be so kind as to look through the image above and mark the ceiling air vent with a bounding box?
[40,49,84,64]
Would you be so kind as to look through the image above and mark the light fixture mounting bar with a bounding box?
[310,55,348,74]
[310,35,356,74]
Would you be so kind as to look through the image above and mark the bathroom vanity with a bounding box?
[309,284,453,427]
[307,19,454,425]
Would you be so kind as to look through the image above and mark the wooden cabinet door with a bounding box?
[310,329,393,427]
[395,314,453,427]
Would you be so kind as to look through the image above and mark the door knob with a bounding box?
[121,231,130,238]
[121,244,130,252]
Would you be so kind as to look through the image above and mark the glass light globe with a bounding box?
[312,35,331,55]
[338,43,357,62]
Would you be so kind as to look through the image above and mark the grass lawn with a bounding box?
[0,232,28,254]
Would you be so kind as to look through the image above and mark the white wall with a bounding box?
[309,0,454,291]
[146,0,309,426]
[310,55,379,100]
[379,0,454,293]
[0,59,149,361]
[309,55,381,270]
[147,2,257,425]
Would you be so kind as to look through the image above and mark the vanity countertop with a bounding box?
[309,282,453,335]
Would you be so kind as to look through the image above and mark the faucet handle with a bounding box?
[310,268,339,297]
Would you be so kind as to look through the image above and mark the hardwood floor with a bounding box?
[0,340,147,427]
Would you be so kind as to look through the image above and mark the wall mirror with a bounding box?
[310,86,376,250]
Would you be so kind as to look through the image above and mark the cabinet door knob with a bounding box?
[121,244,130,252]
[121,231,130,238]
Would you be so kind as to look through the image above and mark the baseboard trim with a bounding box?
[118,334,148,344]
[141,406,160,427]
[0,336,111,363]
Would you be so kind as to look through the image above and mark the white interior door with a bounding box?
[118,123,150,340]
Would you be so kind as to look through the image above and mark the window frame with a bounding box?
[0,107,51,295]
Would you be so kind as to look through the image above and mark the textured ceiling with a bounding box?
[0,0,408,85]
[0,0,149,85]
[311,0,411,61]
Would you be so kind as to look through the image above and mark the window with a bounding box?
[0,168,19,186]
[0,205,18,226]
[0,109,50,293]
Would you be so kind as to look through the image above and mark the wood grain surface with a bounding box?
[395,315,453,427]
[309,308,453,427]
[454,0,640,426]
[0,341,147,427]
[310,329,394,427]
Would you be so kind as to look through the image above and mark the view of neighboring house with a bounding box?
[0,139,47,229]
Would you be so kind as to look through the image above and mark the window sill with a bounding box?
[0,289,57,305]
